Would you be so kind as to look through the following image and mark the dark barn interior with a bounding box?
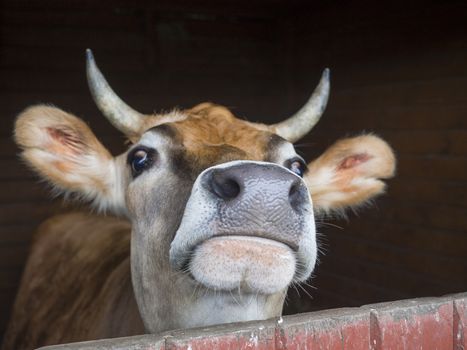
[1,0,467,345]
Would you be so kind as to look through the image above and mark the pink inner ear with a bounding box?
[338,153,372,170]
[46,126,85,154]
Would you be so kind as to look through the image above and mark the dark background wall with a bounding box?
[1,0,467,343]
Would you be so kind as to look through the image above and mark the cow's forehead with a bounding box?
[139,103,288,163]
[176,113,269,157]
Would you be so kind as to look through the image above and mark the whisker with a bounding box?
[290,282,301,298]
[229,289,242,307]
[294,142,316,148]
[296,282,314,299]
[315,221,344,230]
[300,280,318,290]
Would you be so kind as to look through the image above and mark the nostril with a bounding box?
[288,181,304,212]
[210,173,241,200]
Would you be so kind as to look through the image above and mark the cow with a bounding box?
[2,50,395,350]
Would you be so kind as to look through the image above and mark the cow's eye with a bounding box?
[288,158,307,178]
[128,147,155,176]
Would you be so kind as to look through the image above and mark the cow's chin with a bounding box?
[189,236,296,295]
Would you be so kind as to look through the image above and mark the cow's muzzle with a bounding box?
[169,161,317,294]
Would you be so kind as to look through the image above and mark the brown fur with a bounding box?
[2,213,143,350]
[174,104,273,169]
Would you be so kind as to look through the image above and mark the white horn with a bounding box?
[86,49,145,136]
[272,68,330,142]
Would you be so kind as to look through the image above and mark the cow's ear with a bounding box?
[304,134,396,215]
[15,105,125,214]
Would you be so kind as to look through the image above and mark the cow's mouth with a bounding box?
[186,235,297,294]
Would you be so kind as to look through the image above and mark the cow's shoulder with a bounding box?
[2,212,143,350]
[34,212,131,253]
